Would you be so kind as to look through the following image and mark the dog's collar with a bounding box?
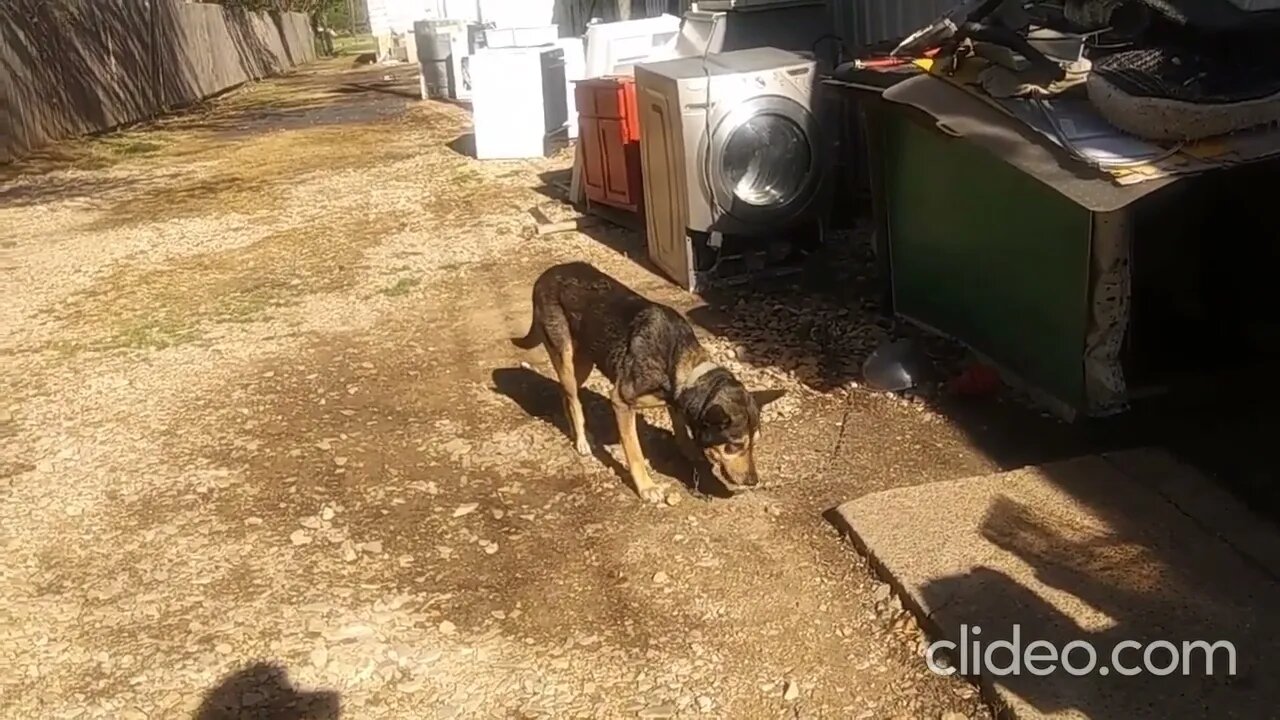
[678,361,720,391]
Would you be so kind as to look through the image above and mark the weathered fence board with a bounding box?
[0,0,317,163]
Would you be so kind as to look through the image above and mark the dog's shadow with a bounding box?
[491,367,734,500]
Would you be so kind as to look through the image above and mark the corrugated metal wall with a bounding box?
[832,0,956,49]
[644,0,682,15]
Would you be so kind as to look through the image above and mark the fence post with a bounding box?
[149,0,160,114]
[0,5,21,162]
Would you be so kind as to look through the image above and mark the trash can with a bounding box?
[414,20,466,100]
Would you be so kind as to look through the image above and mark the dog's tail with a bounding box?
[510,322,542,350]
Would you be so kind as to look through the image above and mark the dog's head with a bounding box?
[683,371,785,489]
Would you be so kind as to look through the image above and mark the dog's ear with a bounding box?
[703,403,731,429]
[751,389,786,410]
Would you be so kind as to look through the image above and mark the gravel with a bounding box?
[0,58,994,720]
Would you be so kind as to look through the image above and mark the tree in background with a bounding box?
[215,0,345,54]
[324,0,366,35]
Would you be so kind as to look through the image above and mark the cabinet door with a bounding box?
[580,117,608,201]
[600,118,635,209]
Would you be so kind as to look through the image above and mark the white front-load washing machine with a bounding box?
[635,47,827,292]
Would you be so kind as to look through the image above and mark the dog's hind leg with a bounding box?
[548,341,592,457]
[571,353,596,454]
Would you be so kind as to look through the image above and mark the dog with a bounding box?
[511,262,783,502]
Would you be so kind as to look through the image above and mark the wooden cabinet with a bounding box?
[575,77,645,214]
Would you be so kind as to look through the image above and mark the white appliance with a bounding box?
[471,45,568,159]
[369,0,499,65]
[440,22,489,100]
[668,11,727,57]
[583,15,682,78]
[679,4,836,71]
[479,26,580,139]
[478,0,555,27]
[635,47,826,291]
[556,37,586,139]
[483,25,559,48]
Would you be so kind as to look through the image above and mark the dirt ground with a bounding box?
[1,59,1009,719]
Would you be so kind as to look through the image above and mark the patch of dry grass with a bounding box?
[1,132,177,174]
[82,120,425,231]
[83,72,465,229]
[1,70,346,177]
[334,34,377,56]
[2,61,436,221]
[51,214,403,352]
[379,276,421,297]
[8,59,491,357]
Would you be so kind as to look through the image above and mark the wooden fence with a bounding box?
[0,0,316,163]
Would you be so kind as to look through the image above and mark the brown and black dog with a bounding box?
[512,262,783,502]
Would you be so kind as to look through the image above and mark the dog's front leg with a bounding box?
[612,389,664,503]
[667,407,701,464]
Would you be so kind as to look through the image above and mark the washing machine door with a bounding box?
[706,94,820,226]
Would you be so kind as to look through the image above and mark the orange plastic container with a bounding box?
[574,76,644,214]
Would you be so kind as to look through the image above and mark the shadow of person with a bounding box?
[915,488,1271,718]
[194,662,340,720]
[490,366,734,499]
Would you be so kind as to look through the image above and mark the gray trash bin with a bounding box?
[414,20,465,100]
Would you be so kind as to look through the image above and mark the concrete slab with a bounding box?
[832,448,1280,720]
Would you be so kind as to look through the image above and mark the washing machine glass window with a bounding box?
[707,94,820,224]
[721,113,810,207]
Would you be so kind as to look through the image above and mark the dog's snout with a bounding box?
[720,462,759,489]
[705,444,760,489]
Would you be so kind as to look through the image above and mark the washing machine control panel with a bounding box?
[694,65,811,107]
